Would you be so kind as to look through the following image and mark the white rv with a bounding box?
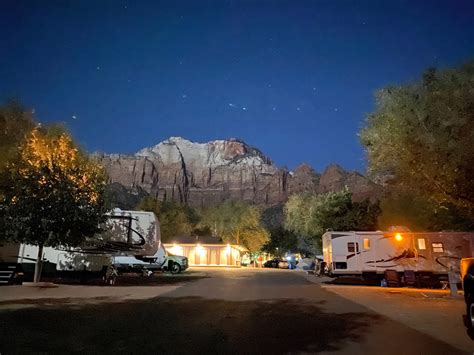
[322,230,474,280]
[0,209,187,284]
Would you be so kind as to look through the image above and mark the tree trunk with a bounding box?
[33,244,44,283]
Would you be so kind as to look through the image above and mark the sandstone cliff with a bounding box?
[97,137,381,207]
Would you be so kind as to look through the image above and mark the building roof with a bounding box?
[165,235,226,245]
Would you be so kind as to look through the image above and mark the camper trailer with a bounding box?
[0,209,187,284]
[322,230,474,282]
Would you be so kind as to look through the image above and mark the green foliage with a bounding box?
[360,61,474,221]
[199,200,269,252]
[285,193,312,236]
[284,189,380,252]
[261,204,305,255]
[137,197,199,242]
[261,204,285,231]
[0,127,108,249]
[0,100,35,173]
[261,226,298,257]
[378,187,474,231]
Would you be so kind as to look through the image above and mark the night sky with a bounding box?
[1,1,474,172]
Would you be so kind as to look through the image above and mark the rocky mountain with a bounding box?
[97,137,381,207]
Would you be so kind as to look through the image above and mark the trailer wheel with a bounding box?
[466,295,474,329]
[170,262,181,274]
[103,265,117,286]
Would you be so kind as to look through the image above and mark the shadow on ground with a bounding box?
[0,297,380,354]
[38,273,208,286]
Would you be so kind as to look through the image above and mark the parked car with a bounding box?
[264,259,280,268]
[263,258,288,269]
[461,258,474,328]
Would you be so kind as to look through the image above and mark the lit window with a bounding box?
[417,238,426,250]
[432,242,444,253]
[363,238,370,250]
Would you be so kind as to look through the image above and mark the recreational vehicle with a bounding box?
[322,230,474,283]
[0,209,187,284]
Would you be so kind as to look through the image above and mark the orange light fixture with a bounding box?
[395,233,403,241]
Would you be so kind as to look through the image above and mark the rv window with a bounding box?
[363,238,370,249]
[417,238,426,250]
[348,242,354,252]
[432,242,444,253]
[347,242,359,253]
[334,262,347,269]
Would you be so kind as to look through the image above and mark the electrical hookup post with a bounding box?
[448,267,462,299]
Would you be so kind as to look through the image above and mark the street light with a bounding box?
[374,232,410,273]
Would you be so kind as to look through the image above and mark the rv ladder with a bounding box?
[0,265,17,284]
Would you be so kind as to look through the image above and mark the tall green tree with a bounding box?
[0,127,107,282]
[261,204,299,255]
[199,201,269,253]
[0,100,35,173]
[285,189,380,252]
[360,61,474,221]
[261,204,285,232]
[261,227,298,257]
[137,197,199,242]
[377,187,474,231]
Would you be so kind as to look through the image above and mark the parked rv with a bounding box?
[322,230,474,285]
[0,209,187,285]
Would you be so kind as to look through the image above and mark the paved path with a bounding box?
[301,272,472,352]
[0,268,471,354]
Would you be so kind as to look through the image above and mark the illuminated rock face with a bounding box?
[97,137,381,207]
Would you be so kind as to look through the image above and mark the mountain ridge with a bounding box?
[97,136,381,207]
